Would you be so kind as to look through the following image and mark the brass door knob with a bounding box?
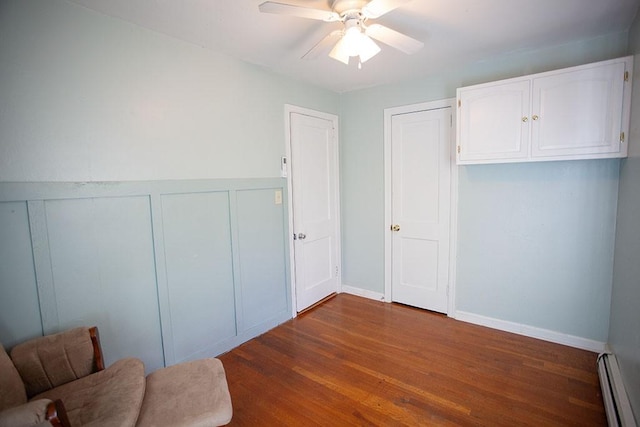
[391,224,400,232]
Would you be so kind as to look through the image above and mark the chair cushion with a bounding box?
[0,343,27,411]
[32,357,145,427]
[0,399,51,427]
[136,358,232,427]
[11,327,96,397]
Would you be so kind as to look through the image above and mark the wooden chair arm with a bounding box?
[89,326,105,372]
[46,400,71,427]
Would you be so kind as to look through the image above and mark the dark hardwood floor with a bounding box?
[218,294,606,426]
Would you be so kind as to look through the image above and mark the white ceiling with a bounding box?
[68,0,640,93]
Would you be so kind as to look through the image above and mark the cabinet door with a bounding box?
[458,80,530,164]
[531,61,625,158]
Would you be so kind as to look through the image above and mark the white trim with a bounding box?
[383,98,459,314]
[340,284,385,302]
[284,104,341,318]
[455,311,606,353]
[447,106,459,318]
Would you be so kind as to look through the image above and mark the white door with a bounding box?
[390,108,451,313]
[289,110,340,312]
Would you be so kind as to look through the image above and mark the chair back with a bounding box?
[10,327,96,397]
[0,343,27,411]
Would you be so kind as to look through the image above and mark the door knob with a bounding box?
[297,233,307,240]
[391,224,400,232]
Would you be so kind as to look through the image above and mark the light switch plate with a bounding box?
[274,189,282,205]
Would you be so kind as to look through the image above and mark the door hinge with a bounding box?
[457,145,461,154]
[621,132,625,143]
[457,99,461,107]
[335,266,339,276]
[625,71,629,82]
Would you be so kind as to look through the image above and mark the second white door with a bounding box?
[390,107,451,313]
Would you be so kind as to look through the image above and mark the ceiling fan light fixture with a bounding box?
[329,20,381,66]
[358,34,381,62]
[342,26,364,56]
[329,38,351,64]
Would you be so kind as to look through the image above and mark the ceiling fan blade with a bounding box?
[258,2,340,22]
[362,0,411,19]
[302,30,343,60]
[365,24,423,54]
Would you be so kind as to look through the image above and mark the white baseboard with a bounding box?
[455,311,606,353]
[340,284,386,302]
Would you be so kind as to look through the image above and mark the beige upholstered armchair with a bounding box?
[0,327,232,427]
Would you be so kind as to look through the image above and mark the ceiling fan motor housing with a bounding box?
[332,0,368,15]
[343,16,364,34]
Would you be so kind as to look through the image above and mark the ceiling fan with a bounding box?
[258,0,423,67]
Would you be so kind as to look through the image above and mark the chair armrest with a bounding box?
[45,400,70,427]
[89,327,104,372]
[0,399,64,427]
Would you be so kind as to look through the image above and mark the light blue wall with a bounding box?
[340,33,629,342]
[0,0,328,368]
[458,160,619,340]
[0,0,339,182]
[609,14,640,418]
[0,0,634,362]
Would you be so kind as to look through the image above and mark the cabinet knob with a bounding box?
[532,115,539,121]
[522,117,528,122]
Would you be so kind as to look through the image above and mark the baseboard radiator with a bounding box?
[597,353,636,426]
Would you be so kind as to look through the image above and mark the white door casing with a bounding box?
[384,99,458,315]
[285,106,340,313]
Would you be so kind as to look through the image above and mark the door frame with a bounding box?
[284,104,342,317]
[383,98,459,317]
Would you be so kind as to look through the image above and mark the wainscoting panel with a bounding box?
[160,191,237,364]
[42,196,165,372]
[235,188,289,331]
[0,201,42,348]
[0,179,291,372]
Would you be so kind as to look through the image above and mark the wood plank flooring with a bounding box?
[218,294,606,426]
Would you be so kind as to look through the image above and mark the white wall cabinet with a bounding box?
[457,56,633,165]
